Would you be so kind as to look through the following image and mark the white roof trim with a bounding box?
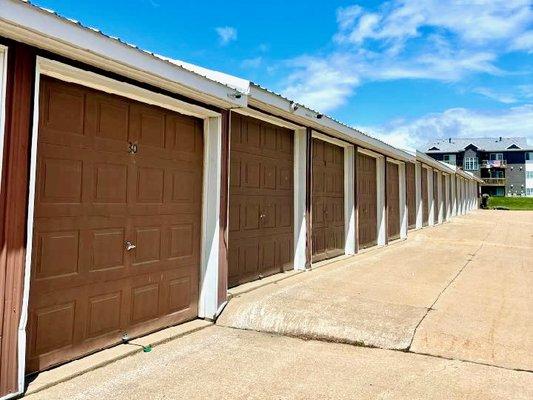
[0,0,246,108]
[248,85,415,162]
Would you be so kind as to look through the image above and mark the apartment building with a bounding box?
[424,137,533,197]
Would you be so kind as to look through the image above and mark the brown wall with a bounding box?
[0,41,35,397]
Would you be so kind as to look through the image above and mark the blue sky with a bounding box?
[33,0,532,149]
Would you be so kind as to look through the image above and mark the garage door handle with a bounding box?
[124,241,136,251]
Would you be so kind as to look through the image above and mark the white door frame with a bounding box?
[17,57,225,395]
[312,131,356,258]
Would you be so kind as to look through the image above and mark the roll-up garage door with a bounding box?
[27,77,203,372]
[406,163,416,229]
[357,152,377,248]
[312,138,345,262]
[228,114,294,287]
[386,161,400,241]
[421,167,428,226]
[433,171,439,224]
[442,174,447,220]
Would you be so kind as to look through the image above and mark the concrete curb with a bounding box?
[25,319,213,396]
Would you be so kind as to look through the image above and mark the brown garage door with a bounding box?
[386,161,400,241]
[27,77,203,373]
[406,162,416,229]
[421,167,428,226]
[228,114,293,287]
[433,171,439,224]
[357,152,377,248]
[442,174,447,220]
[312,138,345,262]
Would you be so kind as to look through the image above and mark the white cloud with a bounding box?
[359,104,533,150]
[473,85,533,104]
[283,54,360,112]
[279,0,532,112]
[215,26,237,45]
[472,88,518,104]
[241,57,262,69]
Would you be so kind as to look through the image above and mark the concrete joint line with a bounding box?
[407,232,491,351]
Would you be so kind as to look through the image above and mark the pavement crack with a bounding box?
[406,232,491,351]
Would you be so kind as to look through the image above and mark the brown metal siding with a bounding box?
[0,42,35,396]
[311,138,345,262]
[228,114,294,287]
[357,152,377,248]
[26,77,203,372]
[386,162,400,240]
[406,163,416,229]
[421,167,428,226]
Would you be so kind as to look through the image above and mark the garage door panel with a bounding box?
[357,153,377,249]
[167,116,202,156]
[406,163,416,228]
[38,78,87,149]
[28,77,202,373]
[312,139,345,262]
[87,93,131,155]
[386,162,400,241]
[228,114,294,286]
[421,168,428,225]
[89,227,126,272]
[433,171,438,224]
[86,291,123,339]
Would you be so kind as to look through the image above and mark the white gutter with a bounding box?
[0,0,246,109]
[416,151,457,174]
[249,84,415,162]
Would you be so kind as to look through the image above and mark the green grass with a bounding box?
[488,196,533,210]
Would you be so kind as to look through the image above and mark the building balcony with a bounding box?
[481,160,507,168]
[482,177,506,186]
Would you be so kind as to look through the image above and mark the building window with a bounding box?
[443,154,456,165]
[489,153,504,160]
[527,171,533,179]
[527,152,533,161]
[464,157,478,171]
[527,188,533,196]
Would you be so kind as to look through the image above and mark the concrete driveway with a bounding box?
[26,325,532,400]
[25,210,533,399]
[219,210,533,371]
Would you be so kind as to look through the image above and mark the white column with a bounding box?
[199,116,223,320]
[293,129,307,270]
[344,145,356,255]
[376,156,387,245]
[415,162,422,229]
[399,162,408,239]
[428,169,435,226]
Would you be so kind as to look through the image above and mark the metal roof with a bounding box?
[424,137,531,153]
